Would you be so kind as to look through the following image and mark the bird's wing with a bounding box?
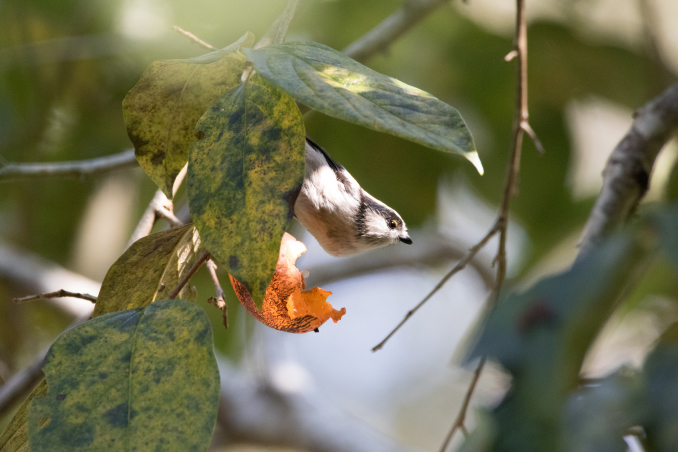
[304,136,360,201]
[306,136,344,172]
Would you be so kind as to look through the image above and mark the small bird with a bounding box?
[294,137,412,257]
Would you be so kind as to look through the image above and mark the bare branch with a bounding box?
[127,164,188,247]
[0,347,47,418]
[274,0,299,44]
[342,0,448,63]
[0,316,89,418]
[13,289,96,304]
[522,121,545,155]
[0,149,136,182]
[438,357,486,451]
[172,25,216,50]
[127,189,169,247]
[206,259,228,328]
[577,81,678,259]
[440,0,532,446]
[374,0,535,355]
[154,206,183,228]
[0,244,99,318]
[372,226,498,352]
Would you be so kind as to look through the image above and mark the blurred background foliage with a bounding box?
[1,0,678,451]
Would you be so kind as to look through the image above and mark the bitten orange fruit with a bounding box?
[230,233,346,333]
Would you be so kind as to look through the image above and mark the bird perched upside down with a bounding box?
[294,137,412,257]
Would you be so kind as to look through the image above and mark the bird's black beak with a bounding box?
[399,236,413,245]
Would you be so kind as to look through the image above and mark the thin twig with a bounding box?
[0,316,89,418]
[522,122,545,155]
[155,206,183,227]
[439,0,531,448]
[342,0,448,63]
[173,25,216,50]
[168,250,211,299]
[373,0,535,353]
[372,226,499,352]
[438,357,486,451]
[0,149,136,182]
[274,0,299,45]
[206,259,229,329]
[13,289,97,304]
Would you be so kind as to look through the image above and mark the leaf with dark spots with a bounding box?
[93,224,201,317]
[244,41,483,174]
[28,300,220,452]
[103,404,128,429]
[0,380,48,452]
[123,32,255,197]
[187,74,305,310]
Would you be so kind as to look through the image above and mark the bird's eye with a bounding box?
[389,220,398,230]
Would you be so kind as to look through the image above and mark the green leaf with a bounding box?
[643,323,678,452]
[28,300,219,452]
[187,74,305,310]
[244,41,483,174]
[651,205,678,269]
[562,369,645,452]
[123,32,255,197]
[0,380,48,452]
[93,225,201,317]
[465,231,653,451]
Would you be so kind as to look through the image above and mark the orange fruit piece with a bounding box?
[230,233,346,333]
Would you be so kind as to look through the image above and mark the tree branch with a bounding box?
[438,0,532,448]
[577,81,678,259]
[371,226,498,352]
[168,250,210,299]
[342,0,448,63]
[274,0,299,44]
[13,289,96,304]
[373,0,533,352]
[206,259,229,328]
[127,164,187,247]
[172,25,216,50]
[0,149,136,182]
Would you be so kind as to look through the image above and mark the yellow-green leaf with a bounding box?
[93,225,200,317]
[28,300,219,452]
[123,32,255,197]
[0,380,48,452]
[187,74,305,310]
[244,41,483,174]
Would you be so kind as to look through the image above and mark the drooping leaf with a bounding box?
[28,300,219,452]
[464,231,653,451]
[123,32,255,197]
[562,368,645,452]
[93,224,201,317]
[0,380,48,452]
[643,323,678,452]
[244,41,483,174]
[652,206,678,268]
[187,74,305,310]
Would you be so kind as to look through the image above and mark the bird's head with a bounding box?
[356,193,412,251]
